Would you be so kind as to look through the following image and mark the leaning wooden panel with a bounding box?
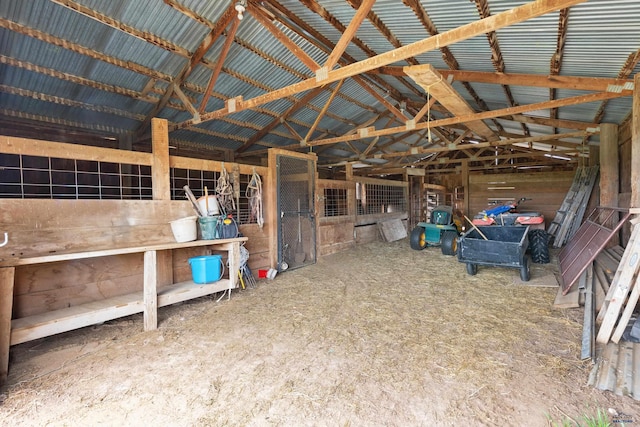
[0,267,15,385]
[597,221,640,344]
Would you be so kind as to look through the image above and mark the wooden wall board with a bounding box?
[468,170,575,226]
[13,253,144,296]
[13,273,144,318]
[355,224,380,244]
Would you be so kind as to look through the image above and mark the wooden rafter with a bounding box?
[322,0,374,70]
[175,0,587,131]
[474,0,529,136]
[137,4,237,135]
[305,80,345,143]
[375,68,635,92]
[376,131,594,160]
[549,8,570,128]
[405,65,499,141]
[308,90,626,148]
[199,17,241,114]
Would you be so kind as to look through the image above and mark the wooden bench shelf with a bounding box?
[1,237,247,384]
[10,279,234,345]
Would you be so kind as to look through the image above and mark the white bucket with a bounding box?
[197,195,220,216]
[169,216,198,242]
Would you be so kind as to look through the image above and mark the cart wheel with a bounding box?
[440,230,458,256]
[410,226,427,250]
[466,263,477,275]
[520,256,531,282]
[528,229,550,264]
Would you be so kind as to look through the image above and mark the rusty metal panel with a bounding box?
[559,207,631,294]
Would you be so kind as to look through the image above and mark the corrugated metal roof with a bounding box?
[0,0,638,168]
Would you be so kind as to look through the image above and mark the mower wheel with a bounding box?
[440,230,458,256]
[528,229,550,264]
[410,226,427,250]
[466,263,477,275]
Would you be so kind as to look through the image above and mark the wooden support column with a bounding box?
[600,123,619,209]
[632,74,640,210]
[600,123,620,246]
[151,118,171,201]
[143,250,158,331]
[0,267,15,385]
[461,159,470,217]
[151,118,173,286]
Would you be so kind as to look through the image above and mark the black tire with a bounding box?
[528,229,550,264]
[520,256,531,282]
[410,226,427,250]
[440,230,458,256]
[466,263,477,275]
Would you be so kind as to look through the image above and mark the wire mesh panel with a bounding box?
[277,154,316,271]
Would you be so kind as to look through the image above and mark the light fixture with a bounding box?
[235,0,246,20]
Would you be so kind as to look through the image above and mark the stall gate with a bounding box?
[276,154,316,271]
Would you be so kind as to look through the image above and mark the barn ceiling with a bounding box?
[1,0,638,174]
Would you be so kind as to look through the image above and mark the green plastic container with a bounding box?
[198,216,219,240]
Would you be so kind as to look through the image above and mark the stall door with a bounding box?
[276,154,316,271]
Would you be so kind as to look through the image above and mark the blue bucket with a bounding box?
[188,255,224,284]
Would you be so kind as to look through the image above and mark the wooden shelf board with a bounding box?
[11,280,236,346]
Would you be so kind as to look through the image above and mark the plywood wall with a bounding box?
[468,171,576,227]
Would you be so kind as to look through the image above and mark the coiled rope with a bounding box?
[216,163,235,214]
[246,168,264,228]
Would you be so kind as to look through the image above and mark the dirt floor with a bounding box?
[1,239,638,426]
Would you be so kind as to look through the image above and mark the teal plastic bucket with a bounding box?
[198,216,219,240]
[188,255,224,284]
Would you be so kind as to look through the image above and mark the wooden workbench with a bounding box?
[0,236,247,385]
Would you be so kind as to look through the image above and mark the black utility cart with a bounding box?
[457,225,531,281]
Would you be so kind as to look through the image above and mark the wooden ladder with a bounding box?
[548,166,599,248]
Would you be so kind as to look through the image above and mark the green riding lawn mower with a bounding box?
[409,206,462,256]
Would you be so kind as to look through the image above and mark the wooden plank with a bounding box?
[405,64,498,141]
[10,294,145,345]
[0,237,246,267]
[611,270,640,343]
[143,250,158,331]
[596,222,640,344]
[0,135,153,165]
[151,118,171,200]
[157,279,234,307]
[378,219,407,242]
[0,267,15,385]
[554,278,580,308]
[10,279,237,346]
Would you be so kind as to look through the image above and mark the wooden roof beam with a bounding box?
[404,64,499,141]
[176,0,587,130]
[308,90,624,148]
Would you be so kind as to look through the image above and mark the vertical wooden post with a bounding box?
[632,74,640,210]
[600,123,619,209]
[0,267,15,385]
[143,251,158,331]
[151,118,173,288]
[600,123,620,246]
[151,118,171,201]
[461,159,469,216]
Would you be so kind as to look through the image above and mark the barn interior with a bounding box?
[1,0,640,423]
